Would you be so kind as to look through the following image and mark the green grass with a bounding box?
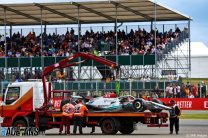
[181,114,208,119]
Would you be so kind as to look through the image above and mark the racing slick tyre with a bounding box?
[149,99,163,113]
[101,118,119,134]
[132,99,145,112]
[119,122,134,134]
[13,120,27,127]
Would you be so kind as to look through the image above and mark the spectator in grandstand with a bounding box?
[56,70,65,81]
[183,86,190,98]
[15,74,23,82]
[33,68,42,79]
[165,84,171,98]
[7,26,181,57]
[153,86,161,98]
[176,83,181,98]
[0,35,5,47]
[0,47,5,57]
[192,84,197,97]
[172,84,177,98]
[201,82,207,98]
[188,92,195,98]
[0,26,185,81]
[180,83,186,98]
[198,83,202,98]
[166,84,173,98]
[140,76,146,81]
[151,92,158,99]
[167,73,174,81]
[146,76,150,81]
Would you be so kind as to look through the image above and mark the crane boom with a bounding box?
[41,52,118,109]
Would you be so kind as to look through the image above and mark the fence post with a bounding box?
[163,80,166,98]
[96,81,98,96]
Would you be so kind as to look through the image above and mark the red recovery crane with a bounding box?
[36,52,168,134]
[41,52,118,110]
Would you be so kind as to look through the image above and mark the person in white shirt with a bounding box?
[176,84,181,98]
[168,85,173,98]
[188,92,195,98]
[165,84,171,98]
[167,73,174,81]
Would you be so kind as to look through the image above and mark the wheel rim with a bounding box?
[104,121,113,131]
[102,120,114,134]
[135,101,141,109]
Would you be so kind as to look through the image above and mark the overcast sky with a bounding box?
[1,0,207,46]
[157,0,208,46]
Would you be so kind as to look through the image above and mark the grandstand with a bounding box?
[0,0,191,97]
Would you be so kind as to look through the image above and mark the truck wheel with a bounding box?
[13,120,27,127]
[101,118,119,134]
[119,123,134,134]
[149,99,162,113]
[132,99,145,112]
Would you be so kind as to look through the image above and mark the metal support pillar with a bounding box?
[102,26,104,33]
[44,23,47,34]
[188,20,191,78]
[4,8,7,80]
[78,5,81,80]
[21,28,22,36]
[115,4,118,66]
[4,8,7,57]
[154,0,157,80]
[40,8,44,70]
[163,24,164,34]
[55,28,57,35]
[10,25,12,38]
[151,21,153,31]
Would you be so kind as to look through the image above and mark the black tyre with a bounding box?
[132,99,145,112]
[13,120,27,127]
[119,122,134,134]
[149,99,163,113]
[101,118,119,134]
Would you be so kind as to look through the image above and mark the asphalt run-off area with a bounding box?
[2,119,205,138]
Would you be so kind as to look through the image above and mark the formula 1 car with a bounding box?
[86,95,171,113]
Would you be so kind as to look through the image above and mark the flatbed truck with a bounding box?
[49,111,168,134]
[0,52,169,135]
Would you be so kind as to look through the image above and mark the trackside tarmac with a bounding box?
[18,119,208,138]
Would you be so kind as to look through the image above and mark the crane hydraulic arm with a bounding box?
[41,52,118,109]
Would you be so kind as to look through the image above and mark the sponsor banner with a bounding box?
[51,98,62,110]
[159,98,208,110]
[52,98,208,110]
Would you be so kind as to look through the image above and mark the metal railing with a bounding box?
[0,80,177,98]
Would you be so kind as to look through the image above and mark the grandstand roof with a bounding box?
[0,0,191,26]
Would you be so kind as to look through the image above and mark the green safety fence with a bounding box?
[52,80,176,91]
[0,55,155,68]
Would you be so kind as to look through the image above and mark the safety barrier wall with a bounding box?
[159,98,208,110]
